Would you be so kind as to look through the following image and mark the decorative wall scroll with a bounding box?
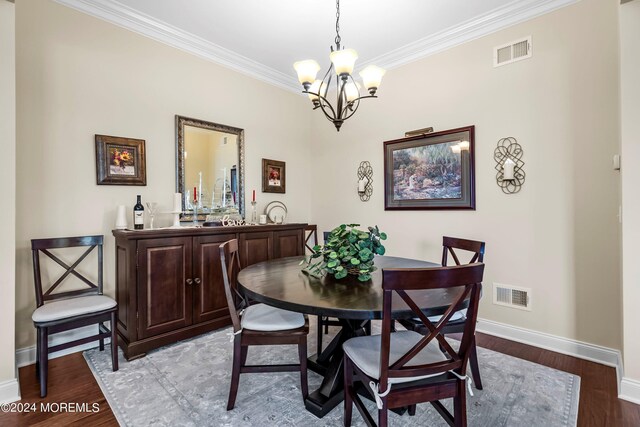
[357,161,373,202]
[494,137,525,194]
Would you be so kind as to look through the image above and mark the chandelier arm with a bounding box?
[336,77,347,120]
[303,90,338,120]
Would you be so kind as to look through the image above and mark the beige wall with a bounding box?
[621,0,640,383]
[0,0,17,394]
[14,0,312,350]
[310,0,621,349]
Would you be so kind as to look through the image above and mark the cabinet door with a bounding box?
[193,234,236,324]
[137,237,192,338]
[238,231,273,267]
[274,229,304,258]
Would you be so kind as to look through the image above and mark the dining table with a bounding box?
[237,255,468,418]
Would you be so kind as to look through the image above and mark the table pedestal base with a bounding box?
[304,318,369,418]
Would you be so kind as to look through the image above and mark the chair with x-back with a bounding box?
[220,239,309,410]
[343,262,485,427]
[311,229,350,353]
[399,236,485,390]
[31,235,118,397]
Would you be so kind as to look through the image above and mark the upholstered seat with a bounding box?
[426,308,466,323]
[343,330,448,384]
[241,303,305,331]
[32,295,117,323]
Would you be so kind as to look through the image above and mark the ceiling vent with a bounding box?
[493,283,531,311]
[493,36,532,67]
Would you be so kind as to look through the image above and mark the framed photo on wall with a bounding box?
[262,158,286,193]
[95,135,147,186]
[384,126,475,210]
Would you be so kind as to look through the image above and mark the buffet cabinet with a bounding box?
[112,223,308,359]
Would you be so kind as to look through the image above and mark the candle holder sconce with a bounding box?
[357,161,373,202]
[494,137,525,194]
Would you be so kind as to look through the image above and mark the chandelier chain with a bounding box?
[335,0,341,48]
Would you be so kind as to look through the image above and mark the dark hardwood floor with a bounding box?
[1,333,639,426]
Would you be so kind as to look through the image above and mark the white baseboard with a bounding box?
[620,377,640,405]
[0,379,21,404]
[476,318,624,390]
[16,325,111,368]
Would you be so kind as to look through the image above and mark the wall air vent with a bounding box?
[493,283,532,311]
[493,36,532,67]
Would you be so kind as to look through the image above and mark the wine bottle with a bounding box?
[133,195,144,230]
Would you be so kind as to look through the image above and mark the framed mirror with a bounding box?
[175,115,245,220]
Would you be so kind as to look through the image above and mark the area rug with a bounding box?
[84,321,580,427]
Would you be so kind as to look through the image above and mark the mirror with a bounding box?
[175,115,245,220]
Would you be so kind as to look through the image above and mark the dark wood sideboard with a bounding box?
[112,223,308,360]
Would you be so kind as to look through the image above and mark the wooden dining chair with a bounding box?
[304,224,319,253]
[312,230,345,353]
[31,235,118,398]
[220,239,309,410]
[343,262,485,427]
[399,236,485,390]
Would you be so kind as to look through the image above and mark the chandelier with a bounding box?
[293,0,386,131]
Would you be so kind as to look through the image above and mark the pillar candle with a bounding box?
[358,178,367,193]
[503,158,516,180]
[173,193,182,212]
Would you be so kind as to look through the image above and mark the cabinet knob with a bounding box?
[194,278,201,284]
[186,278,193,285]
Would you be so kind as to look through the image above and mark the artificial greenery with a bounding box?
[301,224,387,282]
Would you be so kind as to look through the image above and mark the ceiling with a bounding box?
[55,0,578,91]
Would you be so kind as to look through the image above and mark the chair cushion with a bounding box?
[426,308,467,323]
[241,303,305,331]
[32,295,116,323]
[343,331,448,384]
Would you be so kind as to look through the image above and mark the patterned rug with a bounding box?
[84,320,580,426]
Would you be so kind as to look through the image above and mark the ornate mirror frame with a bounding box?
[175,115,245,219]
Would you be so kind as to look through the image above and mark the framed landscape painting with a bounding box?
[384,126,475,210]
[262,158,286,193]
[95,135,147,185]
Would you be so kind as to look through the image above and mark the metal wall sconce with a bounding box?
[494,137,525,194]
[357,161,373,202]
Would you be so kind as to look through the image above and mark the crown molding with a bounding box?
[54,0,579,93]
[52,0,301,93]
[358,0,580,71]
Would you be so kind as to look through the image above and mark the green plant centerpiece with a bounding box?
[301,224,387,282]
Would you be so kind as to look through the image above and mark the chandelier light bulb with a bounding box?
[451,145,462,154]
[293,60,321,88]
[329,48,358,76]
[307,80,323,101]
[344,81,361,103]
[359,65,386,94]
[458,140,470,150]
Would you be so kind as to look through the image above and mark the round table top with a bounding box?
[237,256,468,320]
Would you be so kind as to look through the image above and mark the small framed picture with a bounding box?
[262,158,286,193]
[384,126,475,210]
[95,135,147,186]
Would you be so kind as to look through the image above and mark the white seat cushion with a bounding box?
[426,308,467,323]
[343,331,448,384]
[32,295,116,323]
[241,303,305,331]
